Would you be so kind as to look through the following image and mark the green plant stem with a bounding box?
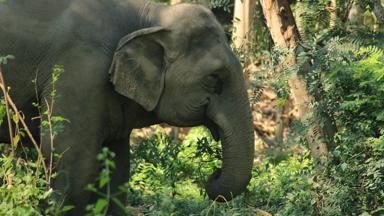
[103,164,111,216]
[44,98,55,185]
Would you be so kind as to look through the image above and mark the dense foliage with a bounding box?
[311,34,384,215]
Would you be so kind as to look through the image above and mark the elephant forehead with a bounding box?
[165,3,213,20]
[176,23,227,53]
[162,4,222,34]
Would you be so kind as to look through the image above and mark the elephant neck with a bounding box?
[106,95,161,141]
[122,98,162,130]
[100,0,167,32]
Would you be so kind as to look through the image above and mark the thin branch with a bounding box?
[0,69,14,155]
[0,66,49,181]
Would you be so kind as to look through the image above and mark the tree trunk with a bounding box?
[274,101,289,144]
[373,0,384,26]
[259,0,300,48]
[347,1,364,26]
[260,0,329,163]
[232,0,257,50]
[232,0,257,86]
[329,0,337,27]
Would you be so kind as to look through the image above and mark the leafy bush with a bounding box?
[315,134,384,215]
[247,151,315,215]
[0,144,68,216]
[325,46,384,137]
[86,128,317,215]
[313,40,384,215]
[122,127,223,214]
[0,61,70,215]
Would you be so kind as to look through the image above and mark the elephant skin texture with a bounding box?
[0,0,254,215]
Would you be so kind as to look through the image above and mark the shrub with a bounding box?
[0,144,69,216]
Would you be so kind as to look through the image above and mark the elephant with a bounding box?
[0,0,254,214]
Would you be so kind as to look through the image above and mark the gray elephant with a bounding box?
[0,0,254,214]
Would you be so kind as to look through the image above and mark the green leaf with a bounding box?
[13,134,20,146]
[12,113,19,124]
[0,55,15,65]
[41,188,53,199]
[94,199,108,214]
[99,176,109,188]
[62,205,75,212]
[340,163,348,171]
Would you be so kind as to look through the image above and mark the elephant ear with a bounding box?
[109,27,168,111]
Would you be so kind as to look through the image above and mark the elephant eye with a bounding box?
[204,74,223,95]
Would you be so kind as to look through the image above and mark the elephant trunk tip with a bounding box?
[204,168,252,202]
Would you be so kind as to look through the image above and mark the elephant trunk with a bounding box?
[205,87,255,201]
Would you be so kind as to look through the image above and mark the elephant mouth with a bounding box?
[205,119,220,141]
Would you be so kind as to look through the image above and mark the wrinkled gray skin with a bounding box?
[0,0,254,215]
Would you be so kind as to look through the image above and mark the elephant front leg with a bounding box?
[104,137,131,216]
[37,47,120,214]
[38,92,107,215]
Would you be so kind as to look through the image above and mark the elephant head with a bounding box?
[109,3,254,201]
